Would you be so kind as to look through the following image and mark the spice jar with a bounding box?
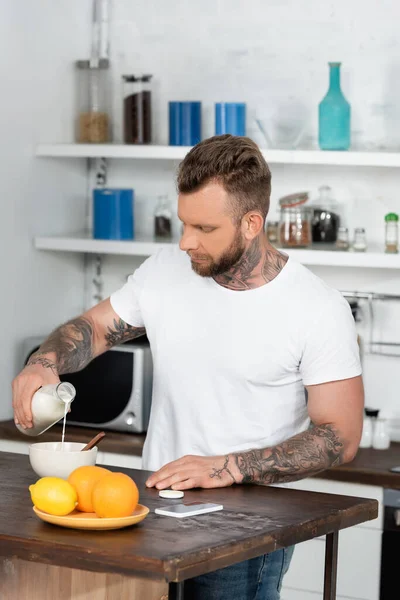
[353,227,367,252]
[385,212,399,254]
[154,195,172,239]
[122,75,152,144]
[266,221,279,244]
[279,192,312,248]
[336,226,349,250]
[75,59,110,143]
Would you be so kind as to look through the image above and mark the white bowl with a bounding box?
[29,441,97,480]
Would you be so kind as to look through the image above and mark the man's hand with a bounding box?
[145,454,241,491]
[12,362,60,429]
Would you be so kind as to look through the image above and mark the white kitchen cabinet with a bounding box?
[281,478,383,600]
[96,451,142,471]
[281,591,352,600]
[280,477,383,529]
[0,439,30,455]
[282,525,381,600]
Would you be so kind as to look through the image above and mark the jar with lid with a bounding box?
[353,227,367,252]
[310,185,341,243]
[16,383,76,437]
[154,195,172,239]
[75,59,110,143]
[336,226,349,250]
[266,221,279,244]
[385,212,399,254]
[122,75,152,144]
[279,192,312,248]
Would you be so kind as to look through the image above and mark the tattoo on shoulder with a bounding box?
[104,319,146,347]
[233,424,344,485]
[27,356,58,376]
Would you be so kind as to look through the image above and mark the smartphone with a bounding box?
[155,501,223,518]
[389,466,400,473]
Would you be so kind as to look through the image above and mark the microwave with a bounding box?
[21,336,153,433]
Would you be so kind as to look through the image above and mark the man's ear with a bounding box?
[242,212,264,240]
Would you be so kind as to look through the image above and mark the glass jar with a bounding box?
[353,227,367,252]
[154,195,172,239]
[385,212,399,254]
[279,206,312,248]
[336,226,349,250]
[75,59,110,143]
[122,75,152,144]
[266,221,279,244]
[311,185,341,243]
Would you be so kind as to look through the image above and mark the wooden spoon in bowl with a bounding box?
[81,431,106,452]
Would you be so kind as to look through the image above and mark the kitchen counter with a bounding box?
[0,419,145,456]
[1,419,400,488]
[0,452,378,600]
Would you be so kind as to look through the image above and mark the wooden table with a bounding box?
[0,452,378,600]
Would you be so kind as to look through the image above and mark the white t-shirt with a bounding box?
[111,246,361,471]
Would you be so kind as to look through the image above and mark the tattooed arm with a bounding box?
[12,299,145,428]
[27,299,145,375]
[146,376,364,491]
[231,375,364,485]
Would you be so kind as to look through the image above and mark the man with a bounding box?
[12,135,363,600]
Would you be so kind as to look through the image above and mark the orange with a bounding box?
[92,472,139,518]
[68,465,111,512]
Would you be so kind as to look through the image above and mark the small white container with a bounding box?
[359,417,373,448]
[29,441,97,480]
[353,227,367,252]
[372,418,391,450]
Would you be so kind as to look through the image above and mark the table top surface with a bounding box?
[0,452,378,582]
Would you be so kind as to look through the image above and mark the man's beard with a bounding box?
[189,228,246,277]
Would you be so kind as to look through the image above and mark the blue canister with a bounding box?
[169,101,202,146]
[215,102,246,136]
[93,188,134,240]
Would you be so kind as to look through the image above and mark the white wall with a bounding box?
[100,0,400,425]
[3,0,400,425]
[0,1,93,419]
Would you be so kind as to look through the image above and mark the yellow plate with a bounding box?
[33,504,150,530]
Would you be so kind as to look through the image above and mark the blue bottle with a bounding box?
[318,62,350,151]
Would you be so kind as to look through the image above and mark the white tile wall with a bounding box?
[93,0,400,419]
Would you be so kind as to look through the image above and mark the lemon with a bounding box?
[29,477,78,516]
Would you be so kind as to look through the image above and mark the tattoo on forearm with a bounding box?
[234,424,345,485]
[27,356,58,376]
[28,317,94,375]
[104,319,146,347]
[209,455,236,483]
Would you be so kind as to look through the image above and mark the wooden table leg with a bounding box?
[169,581,185,600]
[323,531,339,600]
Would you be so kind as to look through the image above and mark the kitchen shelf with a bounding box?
[36,144,400,168]
[34,234,400,268]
